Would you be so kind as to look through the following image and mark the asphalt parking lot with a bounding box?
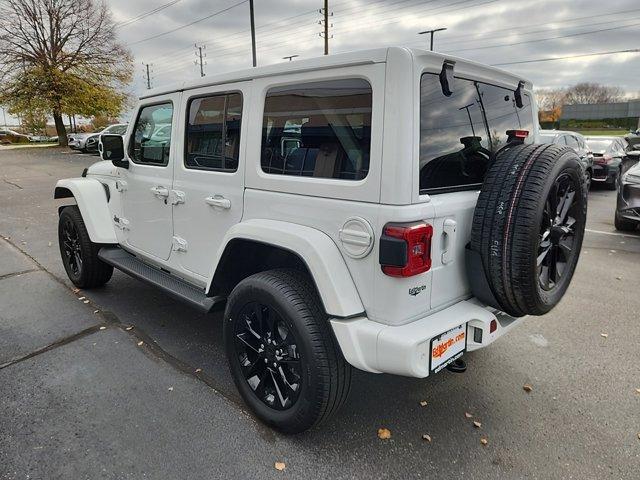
[1,147,639,479]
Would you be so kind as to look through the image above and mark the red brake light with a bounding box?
[380,222,433,277]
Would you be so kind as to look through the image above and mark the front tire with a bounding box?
[58,206,113,288]
[224,269,351,434]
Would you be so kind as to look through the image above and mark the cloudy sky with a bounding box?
[108,0,640,97]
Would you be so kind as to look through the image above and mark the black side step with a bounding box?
[98,247,223,313]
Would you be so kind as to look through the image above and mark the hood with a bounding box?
[86,160,118,177]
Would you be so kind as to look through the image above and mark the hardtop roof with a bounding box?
[139,46,530,100]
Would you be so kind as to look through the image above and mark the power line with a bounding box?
[129,0,249,46]
[448,20,640,54]
[115,0,182,29]
[492,48,640,66]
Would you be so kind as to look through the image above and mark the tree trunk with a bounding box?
[53,111,67,146]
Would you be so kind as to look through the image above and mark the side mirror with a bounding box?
[101,134,128,168]
[627,150,640,158]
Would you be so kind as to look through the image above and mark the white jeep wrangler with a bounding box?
[55,47,587,433]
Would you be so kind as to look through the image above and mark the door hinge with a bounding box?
[172,236,188,252]
[113,215,130,231]
[170,190,185,205]
[115,180,127,192]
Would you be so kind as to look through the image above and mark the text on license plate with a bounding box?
[430,324,466,373]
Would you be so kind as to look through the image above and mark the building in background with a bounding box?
[560,100,640,132]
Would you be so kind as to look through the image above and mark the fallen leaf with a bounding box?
[473,420,482,428]
[125,326,133,331]
[72,288,80,293]
[600,333,608,338]
[465,412,473,419]
[377,428,391,440]
[421,434,432,442]
[616,276,622,281]
[48,242,52,247]
[93,310,99,314]
[83,300,89,304]
[275,462,286,471]
[419,400,428,407]
[635,388,640,394]
[99,326,106,330]
[78,296,85,300]
[195,368,202,373]
[523,384,533,393]
[168,387,173,391]
[137,341,144,346]
[480,437,488,446]
[637,433,640,440]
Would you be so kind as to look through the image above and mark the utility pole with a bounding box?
[319,0,332,55]
[249,0,257,67]
[195,44,206,77]
[419,27,447,51]
[142,62,152,89]
[283,55,299,62]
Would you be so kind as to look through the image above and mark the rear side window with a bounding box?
[261,78,372,180]
[185,92,242,172]
[419,74,533,194]
[130,103,173,166]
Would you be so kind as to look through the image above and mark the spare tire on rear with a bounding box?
[469,143,587,317]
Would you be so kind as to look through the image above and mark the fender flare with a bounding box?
[54,178,117,244]
[208,219,364,318]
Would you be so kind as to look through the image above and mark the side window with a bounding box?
[565,135,579,148]
[185,92,242,172]
[260,78,372,180]
[130,103,173,166]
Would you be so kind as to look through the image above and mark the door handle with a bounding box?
[150,186,169,198]
[441,218,457,265]
[205,195,231,209]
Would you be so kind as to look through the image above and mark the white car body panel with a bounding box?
[56,46,538,377]
[54,178,117,244]
[210,219,364,318]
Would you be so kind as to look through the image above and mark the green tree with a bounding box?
[0,0,132,145]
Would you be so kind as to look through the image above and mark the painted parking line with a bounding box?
[585,228,640,239]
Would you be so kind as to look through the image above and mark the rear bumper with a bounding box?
[330,299,524,378]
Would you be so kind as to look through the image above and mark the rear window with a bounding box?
[419,74,533,194]
[260,78,372,180]
[585,139,612,152]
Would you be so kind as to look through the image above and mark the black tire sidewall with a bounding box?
[58,207,85,285]
[223,272,331,433]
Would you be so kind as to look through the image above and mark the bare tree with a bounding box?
[563,82,625,105]
[0,0,132,145]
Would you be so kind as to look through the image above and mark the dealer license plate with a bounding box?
[430,324,467,373]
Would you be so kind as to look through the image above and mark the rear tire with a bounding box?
[470,144,587,317]
[58,206,113,288]
[224,269,351,434]
[614,211,638,232]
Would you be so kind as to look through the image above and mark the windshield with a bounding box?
[419,74,533,194]
[585,139,612,152]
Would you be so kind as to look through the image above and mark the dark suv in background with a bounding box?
[539,130,593,188]
[584,136,629,190]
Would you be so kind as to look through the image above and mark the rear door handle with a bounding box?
[150,186,169,198]
[205,195,231,209]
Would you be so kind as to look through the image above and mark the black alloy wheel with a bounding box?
[224,269,351,433]
[234,301,302,410]
[61,217,83,277]
[537,173,579,291]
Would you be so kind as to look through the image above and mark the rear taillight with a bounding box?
[594,154,613,165]
[379,222,433,277]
